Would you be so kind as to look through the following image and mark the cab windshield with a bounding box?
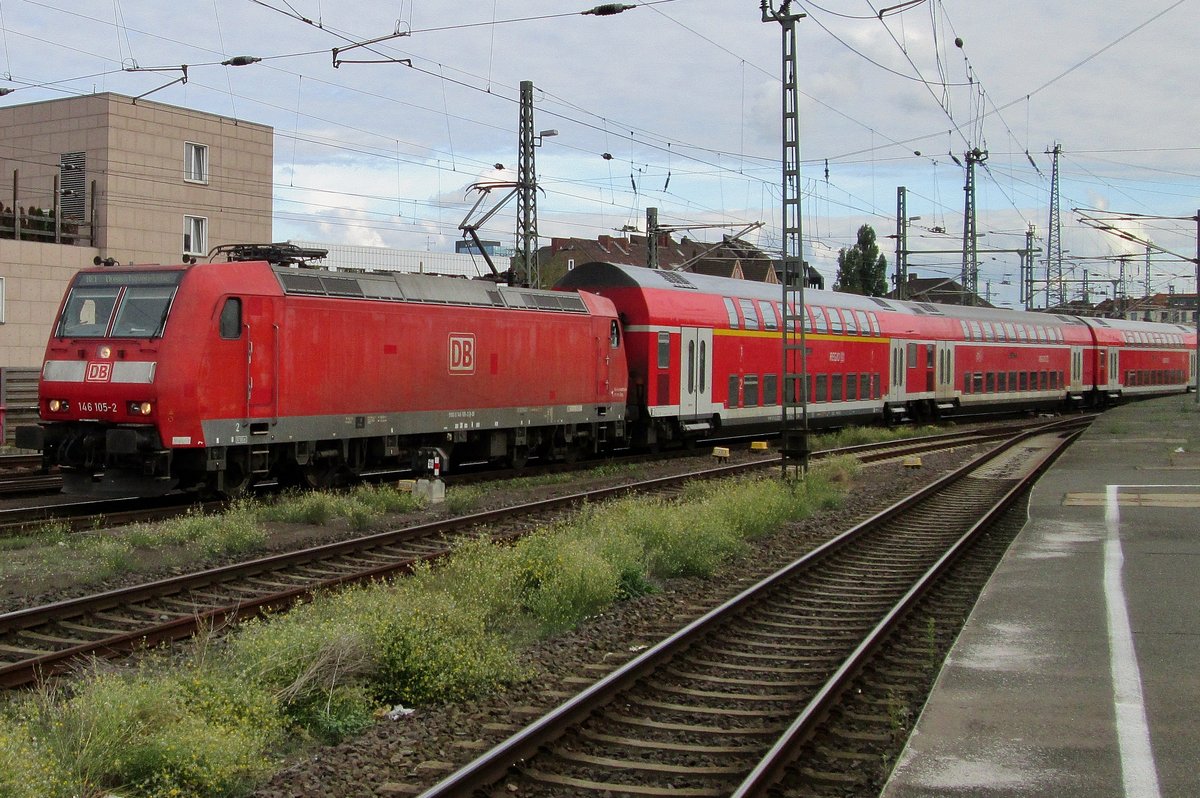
[56,271,183,339]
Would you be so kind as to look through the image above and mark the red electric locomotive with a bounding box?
[18,245,628,493]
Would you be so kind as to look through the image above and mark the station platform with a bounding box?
[881,393,1200,798]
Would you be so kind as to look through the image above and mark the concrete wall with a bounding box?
[0,239,99,367]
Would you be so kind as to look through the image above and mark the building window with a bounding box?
[185,142,209,184]
[184,216,208,255]
[0,276,5,324]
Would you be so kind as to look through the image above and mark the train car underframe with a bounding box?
[37,419,630,496]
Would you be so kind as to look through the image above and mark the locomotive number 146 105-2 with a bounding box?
[77,400,118,414]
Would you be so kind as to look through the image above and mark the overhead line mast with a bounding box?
[762,0,810,479]
[1045,142,1064,308]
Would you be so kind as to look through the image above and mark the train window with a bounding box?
[973,373,984,393]
[828,309,844,335]
[982,323,994,341]
[744,375,760,408]
[1016,326,1028,342]
[844,311,858,335]
[763,374,778,405]
[813,308,829,333]
[986,372,996,393]
[722,297,740,329]
[806,374,813,403]
[1009,371,1017,391]
[219,298,242,340]
[1127,371,1136,386]
[57,287,120,337]
[802,307,813,333]
[1004,323,1017,340]
[699,340,707,393]
[907,342,918,364]
[926,345,935,368]
[759,301,778,331]
[846,373,858,400]
[871,373,881,399]
[963,373,972,394]
[997,372,1007,392]
[831,374,844,401]
[855,311,870,335]
[860,372,869,398]
[969,321,982,341]
[815,374,828,402]
[610,320,621,348]
[728,375,740,407]
[960,321,970,339]
[739,299,760,330]
[1019,372,1028,391]
[868,312,880,336]
[110,285,178,338]
[657,332,670,369]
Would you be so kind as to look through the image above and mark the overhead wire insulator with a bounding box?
[582,4,636,16]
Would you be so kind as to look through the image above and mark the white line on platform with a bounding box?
[1104,484,1162,798]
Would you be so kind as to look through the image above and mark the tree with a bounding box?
[834,224,888,296]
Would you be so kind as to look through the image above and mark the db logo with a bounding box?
[448,333,476,374]
[85,362,113,382]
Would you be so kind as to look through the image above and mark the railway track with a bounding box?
[411,415,1088,798]
[0,453,62,497]
[0,418,1081,690]
[0,416,1071,537]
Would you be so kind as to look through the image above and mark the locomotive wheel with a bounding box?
[221,461,252,498]
[507,446,529,471]
[280,459,337,490]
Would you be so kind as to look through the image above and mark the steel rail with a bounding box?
[411,415,1091,798]
[728,425,1085,797]
[0,420,1077,690]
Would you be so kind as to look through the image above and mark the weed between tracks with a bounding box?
[0,456,859,798]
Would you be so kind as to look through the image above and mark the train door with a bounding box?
[679,327,713,418]
[244,296,278,421]
[906,341,934,395]
[888,339,907,401]
[1096,347,1108,390]
[935,341,955,399]
[1069,346,1084,393]
[1108,348,1119,392]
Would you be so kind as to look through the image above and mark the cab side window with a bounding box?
[219,297,242,340]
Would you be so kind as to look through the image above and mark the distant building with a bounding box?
[537,232,821,288]
[886,272,993,308]
[1095,292,1198,324]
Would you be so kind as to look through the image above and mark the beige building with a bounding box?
[0,92,273,438]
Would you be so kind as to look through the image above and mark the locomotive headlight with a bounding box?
[128,401,153,416]
[48,399,68,412]
[98,346,112,358]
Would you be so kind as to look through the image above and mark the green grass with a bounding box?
[0,457,861,797]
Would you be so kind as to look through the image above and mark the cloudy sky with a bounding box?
[2,0,1196,308]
